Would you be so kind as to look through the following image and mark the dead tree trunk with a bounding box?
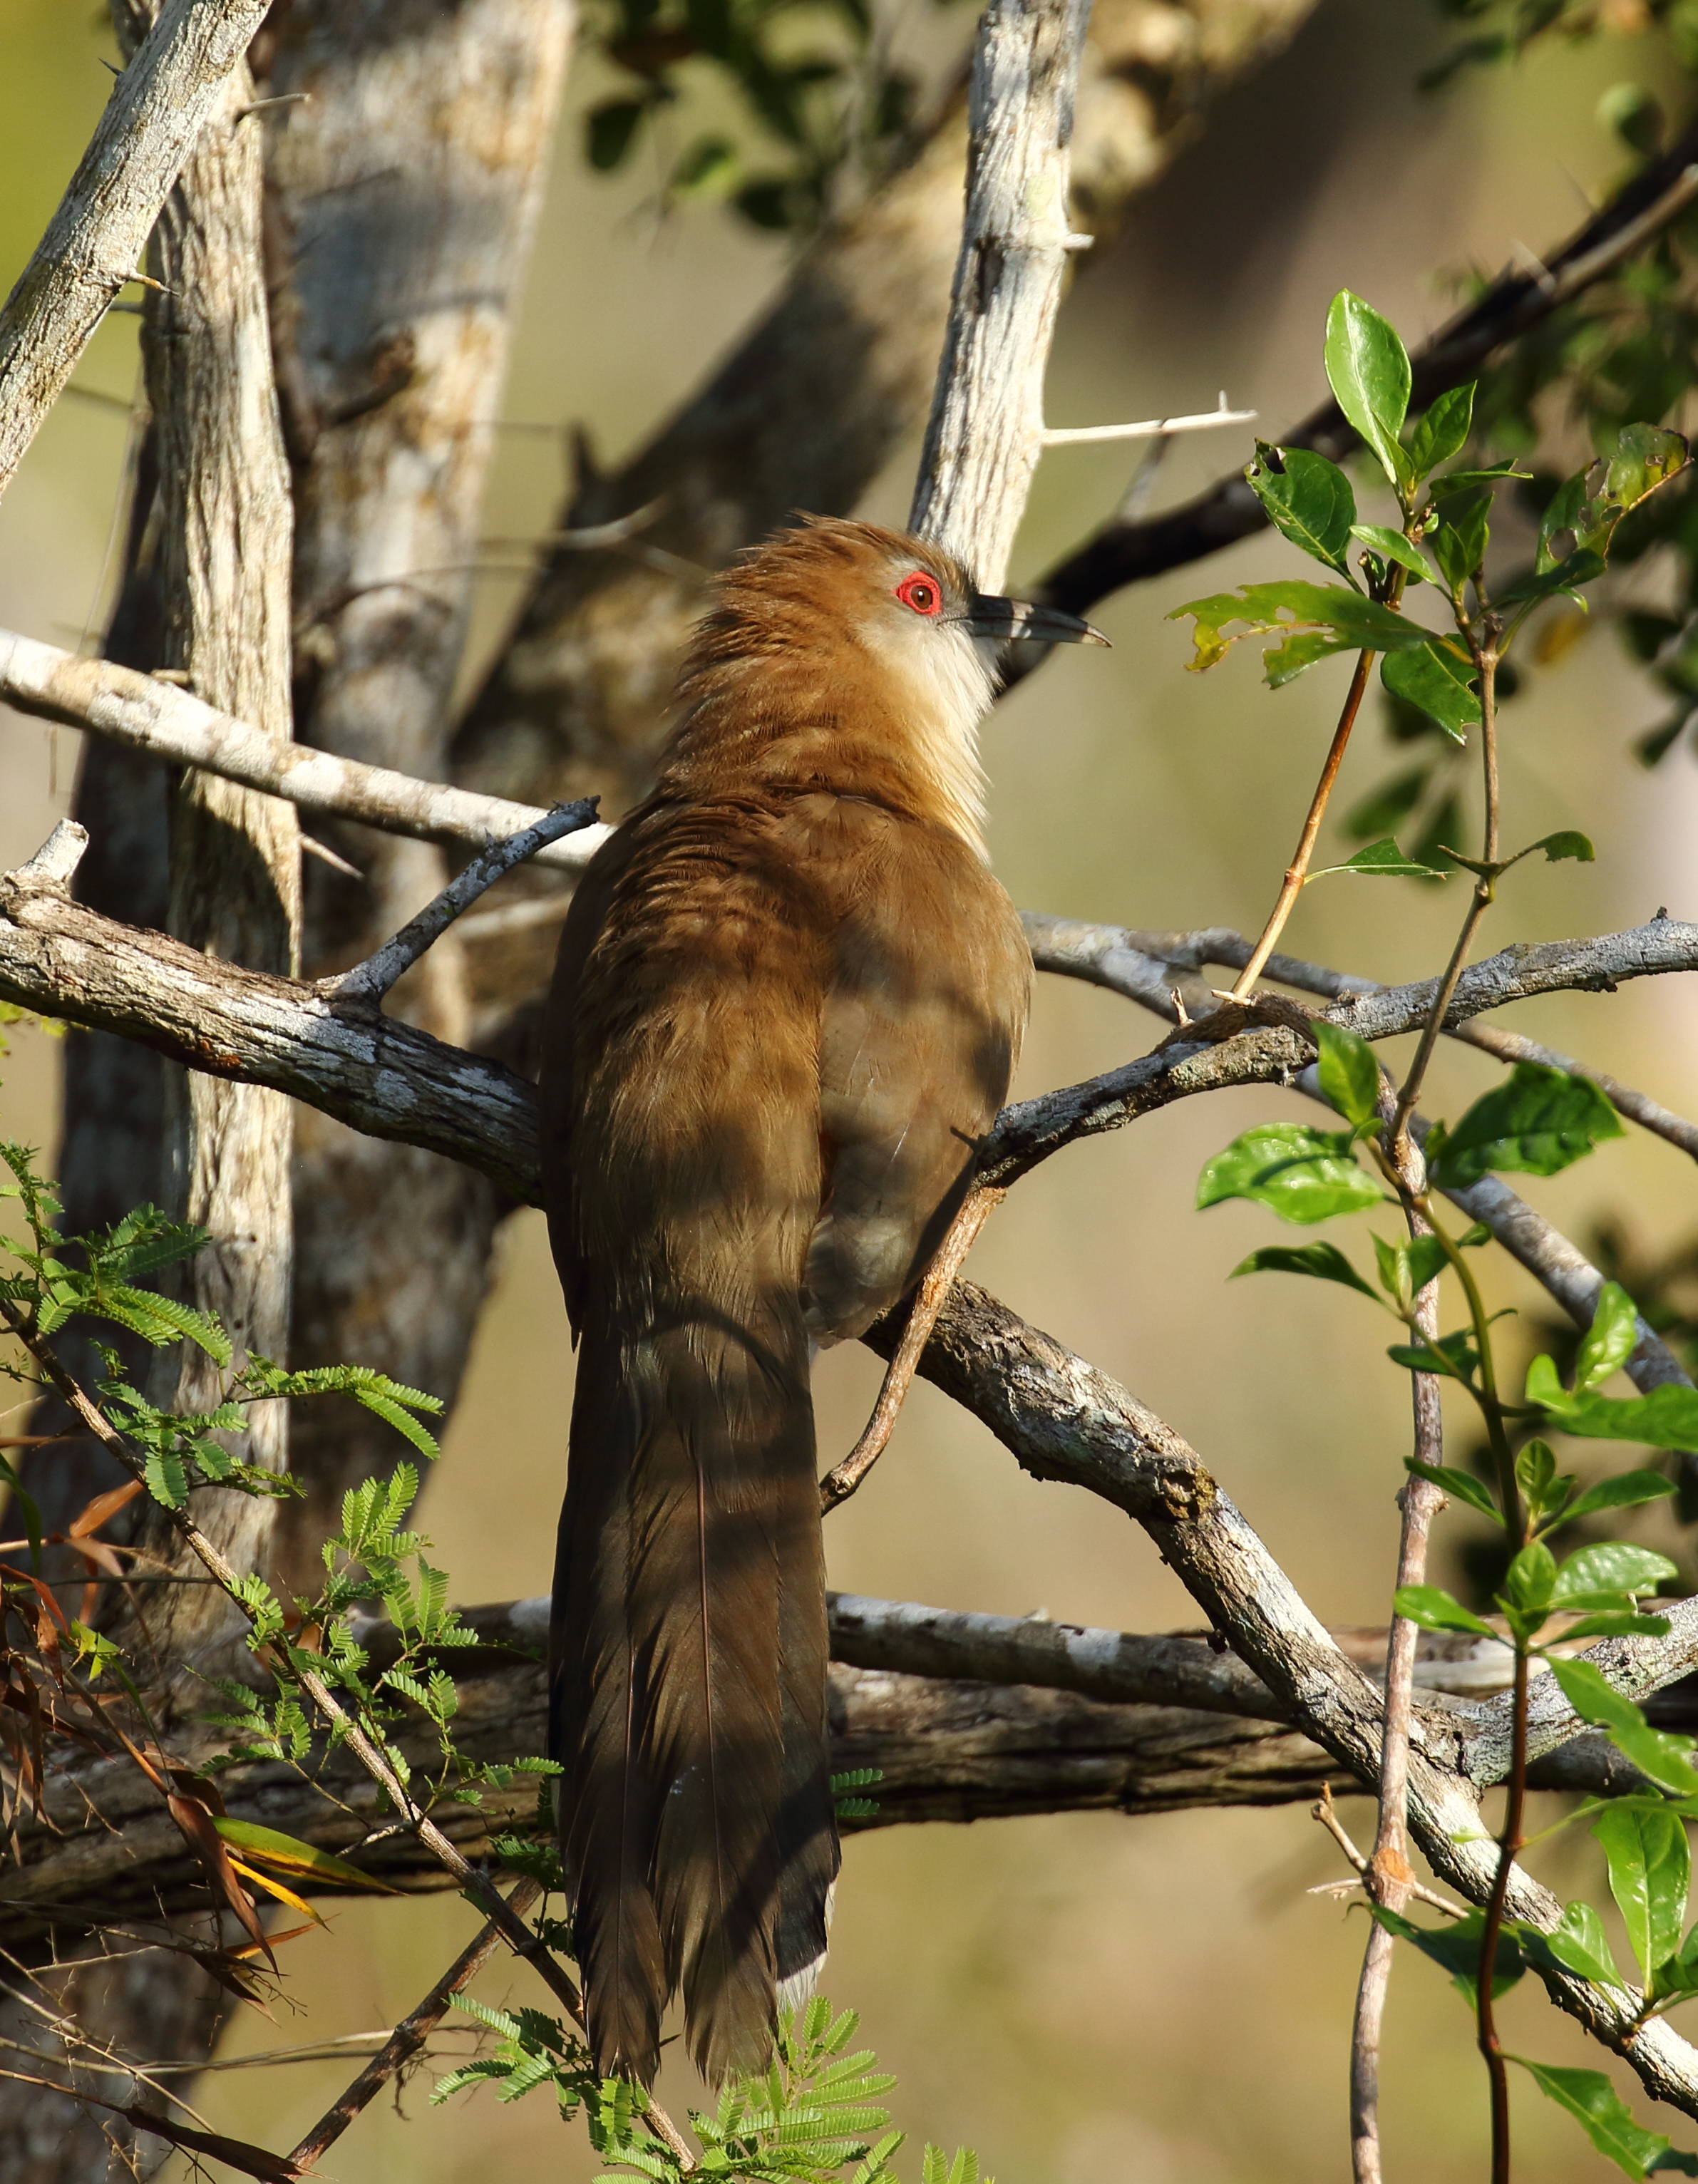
[256,0,575,1592]
[0,16,298,2176]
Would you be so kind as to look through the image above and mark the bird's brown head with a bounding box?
[665,517,1106,852]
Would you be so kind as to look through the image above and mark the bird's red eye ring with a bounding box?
[895,572,942,617]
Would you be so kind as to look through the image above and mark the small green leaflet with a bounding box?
[1324,291,1414,493]
[1516,2059,1692,2180]
[1230,1242,1381,1302]
[1543,1898,1625,1991]
[1349,525,1430,582]
[1314,1021,1379,1128]
[1391,1583,1495,1638]
[1196,1123,1383,1225]
[1244,443,1357,575]
[1428,1063,1625,1190]
[1310,837,1447,880]
[1527,1354,1698,1451]
[1167,580,1431,685]
[1380,639,1479,741]
[1575,1282,1641,1393]
[1404,1457,1501,1523]
[1407,381,1475,478]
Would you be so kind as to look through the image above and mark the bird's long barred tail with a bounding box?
[551,1292,839,2086]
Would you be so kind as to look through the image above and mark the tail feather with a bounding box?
[552,1289,838,2085]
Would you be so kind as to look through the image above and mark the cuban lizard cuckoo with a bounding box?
[540,517,1104,2085]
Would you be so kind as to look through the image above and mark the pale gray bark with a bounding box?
[0,0,274,503]
[257,0,575,1592]
[0,24,300,2178]
[113,25,299,1691]
[907,0,1091,585]
[0,630,611,872]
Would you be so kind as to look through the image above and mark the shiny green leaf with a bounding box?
[1576,1282,1642,1394]
[1404,1456,1503,1524]
[1196,1124,1382,1225]
[1391,1584,1496,1637]
[1245,443,1357,574]
[1314,1020,1380,1128]
[1168,580,1429,679]
[1431,492,1490,591]
[1381,639,1480,741]
[1429,1063,1625,1189]
[1544,1899,1627,1991]
[1318,837,1448,879]
[1550,1542,1678,1607]
[1349,525,1431,582]
[1563,1470,1677,1525]
[1517,2058,1679,2179]
[1594,1802,1689,1976]
[1324,291,1414,492]
[1408,383,1475,479]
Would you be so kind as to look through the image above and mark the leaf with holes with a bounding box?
[1244,443,1357,574]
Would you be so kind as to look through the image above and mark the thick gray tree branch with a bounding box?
[0,0,274,503]
[983,917,1698,1183]
[0,630,612,875]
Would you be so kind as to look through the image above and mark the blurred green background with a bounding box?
[5,1,1698,2175]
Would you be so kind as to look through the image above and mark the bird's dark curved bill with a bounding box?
[962,594,1109,644]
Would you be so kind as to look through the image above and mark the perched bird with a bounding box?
[540,517,1104,2086]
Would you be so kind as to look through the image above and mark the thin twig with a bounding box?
[820,1187,1004,1510]
[323,800,597,1004]
[1350,1127,1446,2184]
[1231,649,1377,998]
[289,1880,541,2167]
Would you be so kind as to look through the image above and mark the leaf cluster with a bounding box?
[579,0,929,235]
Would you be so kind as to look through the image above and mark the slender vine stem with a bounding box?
[1478,1645,1530,2184]
[1230,647,1379,998]
[1390,627,1502,1148]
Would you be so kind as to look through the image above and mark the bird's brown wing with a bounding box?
[786,792,1031,1344]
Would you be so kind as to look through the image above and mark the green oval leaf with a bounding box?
[1549,1656,1698,1796]
[1543,1899,1626,1992]
[1314,1020,1381,1128]
[1408,382,1476,480]
[1593,1801,1690,1977]
[1245,443,1357,573]
[1391,1583,1496,1637]
[1196,1123,1383,1225]
[1575,1282,1641,1394]
[1380,639,1480,741]
[1349,525,1431,582]
[1551,1542,1679,1607]
[1429,1063,1625,1190]
[1324,291,1413,493]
